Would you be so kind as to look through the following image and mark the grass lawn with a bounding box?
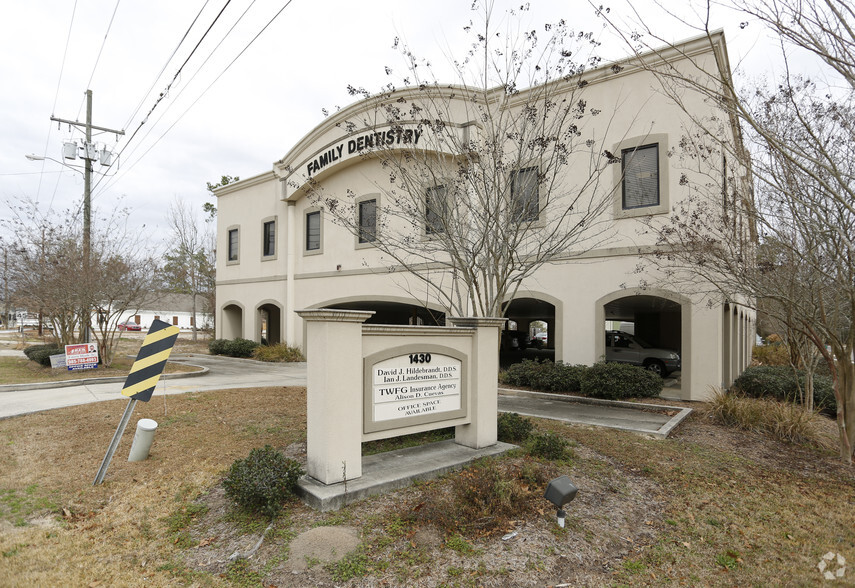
[0,386,851,587]
[0,334,209,386]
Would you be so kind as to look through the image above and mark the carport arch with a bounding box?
[308,295,447,326]
[220,301,245,340]
[595,288,691,391]
[502,290,563,361]
[255,300,284,345]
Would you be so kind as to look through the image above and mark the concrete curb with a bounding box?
[498,387,693,439]
[0,361,209,393]
[298,440,518,511]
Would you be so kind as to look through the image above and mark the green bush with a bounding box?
[497,412,534,443]
[208,338,261,358]
[580,362,663,400]
[24,343,60,361]
[225,338,260,358]
[732,366,836,414]
[252,343,305,362]
[29,348,60,367]
[222,445,304,518]
[528,432,572,461]
[500,359,587,393]
[208,338,229,355]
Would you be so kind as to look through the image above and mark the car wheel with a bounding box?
[644,360,666,377]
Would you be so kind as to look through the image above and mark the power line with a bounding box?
[120,0,214,132]
[83,0,122,92]
[95,0,294,200]
[94,0,260,191]
[35,0,79,206]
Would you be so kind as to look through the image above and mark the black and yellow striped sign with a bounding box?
[121,320,180,402]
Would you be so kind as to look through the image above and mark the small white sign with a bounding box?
[372,353,461,422]
[49,354,67,369]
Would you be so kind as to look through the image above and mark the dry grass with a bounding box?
[1,386,853,587]
[706,388,836,450]
[0,387,305,587]
[0,333,209,386]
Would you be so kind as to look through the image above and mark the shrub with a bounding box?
[500,359,587,393]
[732,366,836,414]
[497,412,534,443]
[24,343,60,361]
[707,389,834,449]
[208,338,229,355]
[222,445,304,518]
[29,348,60,367]
[252,343,305,362]
[411,457,555,536]
[752,344,790,366]
[528,432,572,461]
[580,362,662,400]
[209,338,261,358]
[225,338,260,358]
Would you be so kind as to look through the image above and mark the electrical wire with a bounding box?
[120,0,214,132]
[83,0,122,93]
[94,0,260,190]
[34,0,79,207]
[94,0,294,201]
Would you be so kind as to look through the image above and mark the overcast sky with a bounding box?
[0,0,779,249]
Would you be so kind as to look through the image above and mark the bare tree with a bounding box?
[598,0,855,463]
[291,2,632,320]
[3,198,157,365]
[163,198,214,341]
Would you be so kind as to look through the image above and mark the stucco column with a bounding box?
[448,317,505,449]
[286,200,296,345]
[296,308,374,484]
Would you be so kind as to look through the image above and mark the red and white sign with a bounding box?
[65,343,99,371]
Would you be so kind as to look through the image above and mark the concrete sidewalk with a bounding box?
[0,354,307,419]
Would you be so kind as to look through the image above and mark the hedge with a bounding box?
[208,338,260,358]
[732,365,836,414]
[580,362,663,400]
[500,359,588,392]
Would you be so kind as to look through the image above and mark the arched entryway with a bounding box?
[596,290,688,394]
[316,297,445,326]
[221,302,244,339]
[501,294,560,368]
[257,301,283,345]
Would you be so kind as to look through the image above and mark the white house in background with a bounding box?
[118,293,212,331]
[213,31,756,401]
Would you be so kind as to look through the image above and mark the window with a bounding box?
[358,199,377,243]
[425,185,448,235]
[511,166,539,221]
[306,211,321,251]
[622,144,659,209]
[262,220,275,257]
[227,228,239,262]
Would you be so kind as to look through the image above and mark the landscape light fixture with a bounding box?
[544,475,578,528]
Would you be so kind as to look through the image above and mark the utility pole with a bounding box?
[51,90,124,343]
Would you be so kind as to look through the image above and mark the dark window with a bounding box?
[511,166,539,221]
[425,185,447,234]
[306,211,320,251]
[228,228,239,261]
[263,220,275,256]
[622,144,659,209]
[358,199,377,243]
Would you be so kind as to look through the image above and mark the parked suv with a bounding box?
[604,331,680,376]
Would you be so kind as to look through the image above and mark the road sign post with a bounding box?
[93,320,180,485]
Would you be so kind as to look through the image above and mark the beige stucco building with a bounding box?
[214,31,755,401]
